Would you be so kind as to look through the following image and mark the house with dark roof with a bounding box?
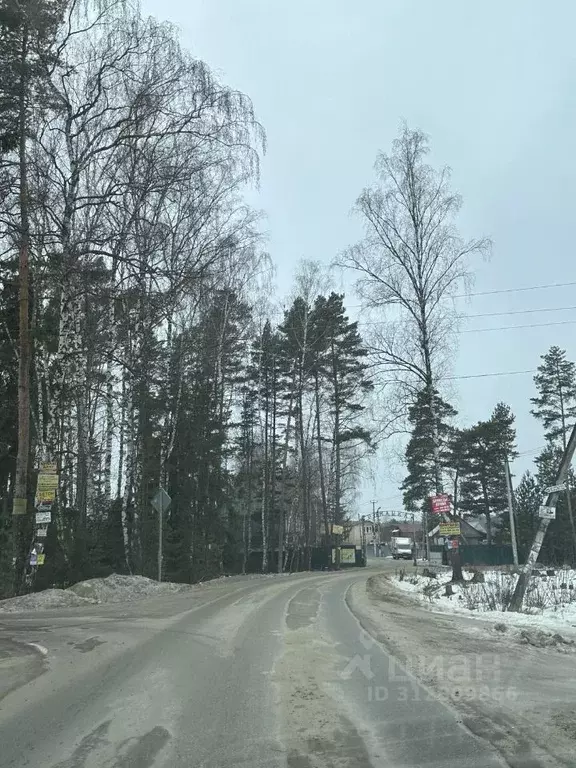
[428,515,487,545]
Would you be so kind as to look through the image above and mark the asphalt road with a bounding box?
[0,565,508,768]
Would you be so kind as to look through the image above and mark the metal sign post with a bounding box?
[152,487,171,582]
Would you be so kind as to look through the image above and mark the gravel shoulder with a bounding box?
[347,571,576,768]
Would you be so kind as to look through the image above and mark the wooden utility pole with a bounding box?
[505,458,519,566]
[509,422,576,611]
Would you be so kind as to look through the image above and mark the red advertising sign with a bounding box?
[430,494,451,514]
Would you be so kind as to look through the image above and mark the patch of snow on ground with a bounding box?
[391,566,576,632]
[67,573,193,603]
[0,588,94,612]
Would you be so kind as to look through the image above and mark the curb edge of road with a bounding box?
[343,576,520,768]
[344,574,571,768]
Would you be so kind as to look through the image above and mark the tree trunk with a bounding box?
[278,368,296,573]
[314,370,329,540]
[261,384,269,572]
[12,24,31,593]
[481,480,492,545]
[331,341,342,530]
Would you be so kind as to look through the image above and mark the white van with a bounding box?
[390,536,413,560]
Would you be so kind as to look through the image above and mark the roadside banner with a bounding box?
[36,488,56,504]
[439,522,460,536]
[37,474,58,490]
[430,494,451,514]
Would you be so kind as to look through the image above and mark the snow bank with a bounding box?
[67,573,192,603]
[0,573,195,613]
[392,566,576,632]
[0,588,94,613]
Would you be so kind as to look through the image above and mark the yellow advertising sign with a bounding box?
[439,522,461,536]
[37,474,58,490]
[36,488,56,503]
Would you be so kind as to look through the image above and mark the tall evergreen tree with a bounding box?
[458,403,517,545]
[505,471,540,558]
[310,293,373,534]
[402,387,456,512]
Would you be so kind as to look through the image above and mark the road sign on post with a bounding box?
[538,505,556,520]
[152,487,171,583]
[544,484,567,494]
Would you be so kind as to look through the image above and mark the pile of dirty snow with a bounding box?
[0,588,94,613]
[0,573,195,613]
[392,566,576,632]
[68,573,192,603]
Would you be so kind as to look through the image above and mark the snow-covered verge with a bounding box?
[0,571,295,614]
[348,573,576,767]
[392,565,576,632]
[0,574,195,613]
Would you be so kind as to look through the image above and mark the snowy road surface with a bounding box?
[0,566,508,768]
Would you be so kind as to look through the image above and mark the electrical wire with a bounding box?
[454,280,576,298]
[444,369,535,380]
[347,280,576,310]
[461,319,576,333]
[467,305,576,318]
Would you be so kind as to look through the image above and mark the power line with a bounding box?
[348,280,576,310]
[444,369,535,381]
[455,280,576,298]
[461,319,576,333]
[468,305,576,319]
[358,317,576,332]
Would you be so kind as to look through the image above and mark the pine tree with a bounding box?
[402,387,456,512]
[506,471,540,559]
[458,403,517,545]
[278,297,315,567]
[310,293,373,532]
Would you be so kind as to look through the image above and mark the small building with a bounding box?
[345,519,377,547]
[428,516,486,546]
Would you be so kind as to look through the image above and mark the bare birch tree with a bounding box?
[341,124,489,492]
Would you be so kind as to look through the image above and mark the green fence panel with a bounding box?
[460,544,514,566]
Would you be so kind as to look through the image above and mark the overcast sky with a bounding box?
[143,0,576,515]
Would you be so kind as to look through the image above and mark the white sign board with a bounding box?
[538,505,556,520]
[35,511,52,524]
[544,484,567,494]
